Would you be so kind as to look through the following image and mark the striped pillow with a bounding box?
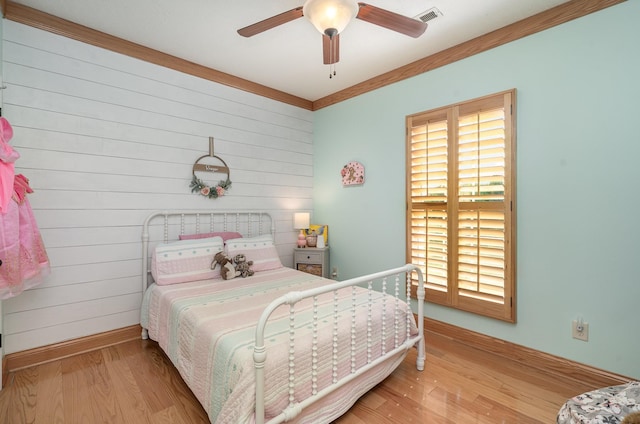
[225,234,283,272]
[151,237,224,285]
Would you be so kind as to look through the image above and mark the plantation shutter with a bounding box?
[408,111,450,304]
[407,90,515,322]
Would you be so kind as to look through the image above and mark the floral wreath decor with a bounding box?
[190,175,232,199]
[190,137,233,199]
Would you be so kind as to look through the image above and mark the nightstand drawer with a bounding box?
[295,251,322,264]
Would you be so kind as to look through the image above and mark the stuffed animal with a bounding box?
[233,253,254,278]
[211,251,238,280]
[623,412,640,424]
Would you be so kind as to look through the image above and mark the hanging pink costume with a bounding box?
[0,117,19,212]
[0,117,50,299]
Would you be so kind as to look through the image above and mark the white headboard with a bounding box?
[141,210,275,292]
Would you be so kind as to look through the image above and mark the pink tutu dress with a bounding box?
[0,117,19,213]
[0,117,50,299]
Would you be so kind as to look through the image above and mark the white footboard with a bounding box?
[253,264,425,424]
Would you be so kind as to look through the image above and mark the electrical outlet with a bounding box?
[331,267,338,279]
[572,320,589,341]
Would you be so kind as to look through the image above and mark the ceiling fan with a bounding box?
[237,0,427,76]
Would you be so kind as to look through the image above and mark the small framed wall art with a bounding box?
[341,161,364,186]
[306,224,328,247]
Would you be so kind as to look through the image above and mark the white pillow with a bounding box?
[151,237,224,285]
[225,234,283,272]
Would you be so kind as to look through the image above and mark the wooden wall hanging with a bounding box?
[190,137,232,199]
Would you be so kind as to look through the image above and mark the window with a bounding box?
[406,90,516,322]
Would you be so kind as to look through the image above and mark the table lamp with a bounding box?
[294,212,310,248]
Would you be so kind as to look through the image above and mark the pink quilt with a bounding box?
[141,267,418,423]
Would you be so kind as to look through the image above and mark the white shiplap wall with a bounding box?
[1,20,314,354]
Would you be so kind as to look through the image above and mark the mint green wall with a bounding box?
[313,1,640,379]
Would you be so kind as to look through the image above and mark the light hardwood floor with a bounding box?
[0,330,597,423]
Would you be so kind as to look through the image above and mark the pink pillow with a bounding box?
[225,234,283,272]
[151,237,224,285]
[179,231,242,242]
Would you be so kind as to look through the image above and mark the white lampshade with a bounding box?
[294,212,310,230]
[303,0,358,36]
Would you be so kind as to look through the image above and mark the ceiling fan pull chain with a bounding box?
[328,39,336,79]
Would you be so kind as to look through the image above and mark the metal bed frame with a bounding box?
[140,210,425,424]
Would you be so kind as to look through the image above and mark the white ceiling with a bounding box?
[12,0,571,101]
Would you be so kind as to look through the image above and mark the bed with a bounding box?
[139,210,425,424]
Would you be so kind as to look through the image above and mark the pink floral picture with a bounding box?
[341,161,365,186]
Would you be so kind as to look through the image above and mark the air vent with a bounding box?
[416,7,443,23]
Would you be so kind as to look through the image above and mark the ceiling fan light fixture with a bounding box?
[303,0,358,37]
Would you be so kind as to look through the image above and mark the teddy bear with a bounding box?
[211,251,238,280]
[623,412,640,424]
[233,253,254,278]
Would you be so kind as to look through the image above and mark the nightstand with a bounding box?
[294,247,330,278]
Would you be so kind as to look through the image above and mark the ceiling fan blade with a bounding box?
[356,3,427,38]
[323,34,340,65]
[237,7,304,37]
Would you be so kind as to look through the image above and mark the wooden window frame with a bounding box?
[406,89,516,322]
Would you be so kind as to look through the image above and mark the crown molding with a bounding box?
[3,0,626,111]
[3,1,313,110]
[312,0,626,109]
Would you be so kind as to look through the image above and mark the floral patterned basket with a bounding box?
[557,381,640,424]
